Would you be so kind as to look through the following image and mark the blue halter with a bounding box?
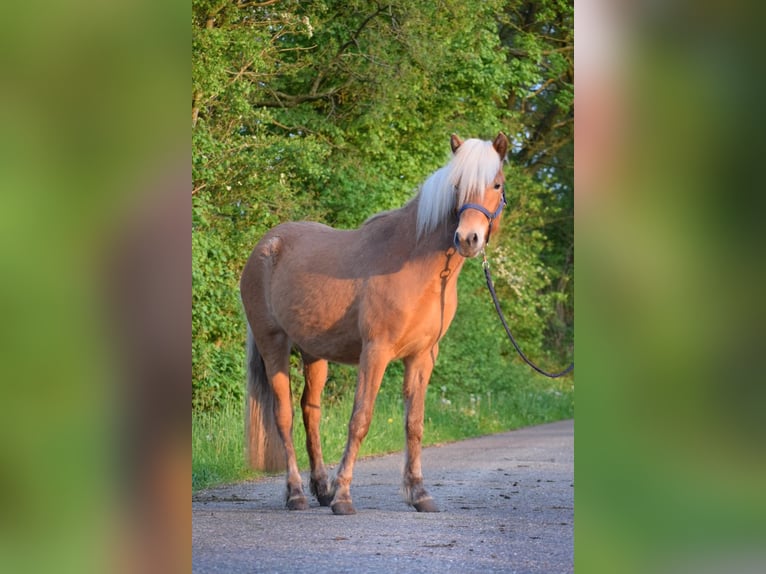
[455,186,507,245]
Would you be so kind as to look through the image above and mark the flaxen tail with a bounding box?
[244,323,285,472]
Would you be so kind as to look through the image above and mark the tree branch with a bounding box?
[252,81,352,108]
[311,3,389,96]
[235,0,280,8]
[204,1,228,29]
[507,45,573,58]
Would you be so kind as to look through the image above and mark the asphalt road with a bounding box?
[192,419,573,573]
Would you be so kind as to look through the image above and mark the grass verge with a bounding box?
[192,372,573,492]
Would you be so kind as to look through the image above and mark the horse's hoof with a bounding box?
[316,493,334,507]
[413,498,439,513]
[331,501,356,515]
[310,479,334,507]
[286,495,309,511]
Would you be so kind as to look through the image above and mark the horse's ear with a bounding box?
[492,132,509,161]
[450,134,463,154]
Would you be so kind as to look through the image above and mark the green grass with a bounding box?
[192,372,573,492]
[192,400,252,489]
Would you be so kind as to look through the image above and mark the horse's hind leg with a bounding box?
[401,347,439,512]
[262,334,308,510]
[300,353,333,506]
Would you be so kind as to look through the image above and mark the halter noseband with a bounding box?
[455,186,507,245]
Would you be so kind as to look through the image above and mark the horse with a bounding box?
[240,132,509,515]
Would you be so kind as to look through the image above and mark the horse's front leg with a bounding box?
[330,345,390,515]
[401,346,439,512]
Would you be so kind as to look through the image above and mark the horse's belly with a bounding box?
[296,332,363,365]
[286,319,363,365]
[272,279,363,364]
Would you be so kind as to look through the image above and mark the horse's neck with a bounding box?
[392,198,466,279]
[357,197,465,281]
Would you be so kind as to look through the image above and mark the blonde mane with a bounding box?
[416,138,502,239]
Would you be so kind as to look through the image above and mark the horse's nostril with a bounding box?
[455,231,481,251]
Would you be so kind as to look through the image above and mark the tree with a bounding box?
[499,0,574,354]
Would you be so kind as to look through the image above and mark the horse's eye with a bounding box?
[494,183,502,190]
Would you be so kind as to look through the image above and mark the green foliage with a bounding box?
[494,166,574,362]
[192,0,574,412]
[192,196,246,410]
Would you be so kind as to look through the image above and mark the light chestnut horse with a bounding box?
[240,132,509,515]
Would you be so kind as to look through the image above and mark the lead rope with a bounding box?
[482,250,574,378]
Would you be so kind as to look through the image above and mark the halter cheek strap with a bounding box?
[455,187,507,244]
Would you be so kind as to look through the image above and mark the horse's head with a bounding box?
[452,132,509,258]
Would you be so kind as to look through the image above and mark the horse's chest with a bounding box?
[361,279,458,352]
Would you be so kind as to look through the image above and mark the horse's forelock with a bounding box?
[416,139,501,239]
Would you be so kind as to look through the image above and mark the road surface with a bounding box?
[193,419,573,573]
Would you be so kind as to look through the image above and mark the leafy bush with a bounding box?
[192,197,247,411]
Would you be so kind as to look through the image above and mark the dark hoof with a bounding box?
[286,495,309,511]
[331,501,356,515]
[317,493,334,507]
[413,498,439,513]
[311,479,334,507]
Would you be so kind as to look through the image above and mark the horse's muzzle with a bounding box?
[453,229,484,258]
